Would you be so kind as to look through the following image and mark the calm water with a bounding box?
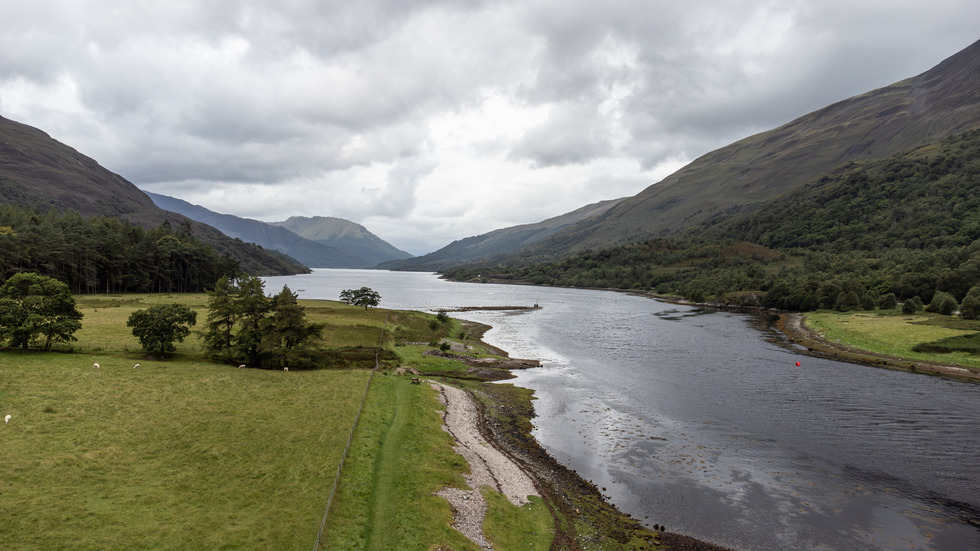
[265,269,980,551]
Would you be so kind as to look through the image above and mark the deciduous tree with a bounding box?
[0,272,83,350]
[340,287,381,310]
[127,303,197,356]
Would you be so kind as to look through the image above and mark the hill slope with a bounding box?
[446,129,980,310]
[273,216,413,267]
[0,115,307,275]
[511,38,980,261]
[144,192,367,268]
[381,198,626,271]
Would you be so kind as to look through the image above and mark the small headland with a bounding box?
[775,312,980,382]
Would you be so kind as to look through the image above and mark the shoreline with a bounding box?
[446,276,980,383]
[439,321,736,550]
[774,311,980,382]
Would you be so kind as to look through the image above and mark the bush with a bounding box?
[960,295,980,320]
[929,291,958,316]
[127,303,197,356]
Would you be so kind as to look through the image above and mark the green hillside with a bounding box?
[0,115,308,276]
[447,129,980,312]
[498,38,980,262]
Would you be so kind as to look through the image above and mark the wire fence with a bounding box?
[312,311,389,551]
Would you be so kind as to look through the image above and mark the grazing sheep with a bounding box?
[283,367,289,372]
[238,364,246,369]
[93,363,100,369]
[133,363,140,369]
[4,414,10,424]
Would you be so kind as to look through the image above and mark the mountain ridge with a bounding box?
[273,215,413,267]
[497,38,980,262]
[0,114,309,276]
[144,192,369,268]
[381,197,627,272]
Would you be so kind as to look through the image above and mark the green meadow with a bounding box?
[0,293,552,550]
[805,310,980,370]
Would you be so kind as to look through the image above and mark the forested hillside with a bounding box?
[0,205,239,293]
[446,130,980,313]
[0,115,308,276]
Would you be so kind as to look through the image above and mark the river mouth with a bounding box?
[265,269,980,551]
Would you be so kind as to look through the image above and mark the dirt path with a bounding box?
[429,382,539,549]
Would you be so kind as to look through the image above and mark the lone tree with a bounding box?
[127,303,198,356]
[0,272,83,350]
[340,287,382,310]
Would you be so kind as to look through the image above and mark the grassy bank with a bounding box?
[796,310,980,380]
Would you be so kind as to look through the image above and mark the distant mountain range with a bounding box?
[0,115,307,276]
[144,193,410,268]
[382,198,625,271]
[274,216,413,267]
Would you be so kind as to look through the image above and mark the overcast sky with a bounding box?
[1,1,977,255]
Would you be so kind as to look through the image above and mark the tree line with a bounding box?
[0,205,239,294]
[0,270,389,370]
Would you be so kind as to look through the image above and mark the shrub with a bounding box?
[929,291,958,316]
[960,295,980,320]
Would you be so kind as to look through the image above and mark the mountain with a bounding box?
[0,114,308,275]
[381,198,626,272]
[444,128,980,311]
[144,192,368,268]
[503,38,980,262]
[273,216,413,267]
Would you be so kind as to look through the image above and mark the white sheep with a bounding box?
[4,414,10,424]
[238,364,246,369]
[93,363,100,369]
[283,367,289,372]
[133,363,140,369]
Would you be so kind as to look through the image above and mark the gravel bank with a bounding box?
[430,382,539,549]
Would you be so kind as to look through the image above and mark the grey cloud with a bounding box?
[512,102,612,166]
[3,0,980,254]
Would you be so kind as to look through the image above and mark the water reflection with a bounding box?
[264,269,980,551]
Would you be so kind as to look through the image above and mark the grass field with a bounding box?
[805,310,980,369]
[0,292,550,549]
[0,352,370,550]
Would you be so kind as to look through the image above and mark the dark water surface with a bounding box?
[265,269,980,551]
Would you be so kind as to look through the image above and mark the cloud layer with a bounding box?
[2,1,977,254]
